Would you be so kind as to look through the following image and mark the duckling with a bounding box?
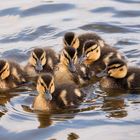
[80,40,125,78]
[25,48,58,76]
[63,32,105,57]
[54,47,79,85]
[100,58,140,90]
[0,60,28,90]
[33,74,84,111]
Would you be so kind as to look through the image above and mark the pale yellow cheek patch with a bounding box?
[127,73,135,88]
[74,39,79,49]
[47,57,53,69]
[98,40,104,48]
[109,66,127,78]
[74,89,81,97]
[29,57,36,66]
[60,90,68,105]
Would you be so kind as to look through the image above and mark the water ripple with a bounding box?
[0,3,75,17]
[0,25,57,43]
[79,22,132,33]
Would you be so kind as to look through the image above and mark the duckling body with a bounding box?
[0,60,27,90]
[54,47,79,85]
[80,40,125,79]
[100,59,140,90]
[63,32,105,58]
[25,48,58,76]
[54,63,76,85]
[33,74,84,111]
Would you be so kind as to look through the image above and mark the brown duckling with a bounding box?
[100,58,140,90]
[33,74,84,111]
[25,48,58,76]
[54,47,79,85]
[80,40,125,78]
[0,60,28,90]
[63,32,105,57]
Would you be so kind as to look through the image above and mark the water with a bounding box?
[0,0,140,140]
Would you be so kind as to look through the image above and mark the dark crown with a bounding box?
[0,60,7,71]
[33,48,45,58]
[84,40,98,51]
[64,32,75,46]
[39,74,53,87]
[64,47,76,59]
[108,59,126,67]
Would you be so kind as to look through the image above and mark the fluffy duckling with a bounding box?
[63,32,105,57]
[100,59,140,90]
[80,40,125,77]
[54,47,79,85]
[33,74,84,111]
[25,48,58,76]
[0,60,28,90]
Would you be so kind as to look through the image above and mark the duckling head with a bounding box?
[0,60,10,80]
[80,40,101,64]
[36,74,55,101]
[63,32,80,49]
[29,48,46,72]
[105,59,128,79]
[60,47,78,72]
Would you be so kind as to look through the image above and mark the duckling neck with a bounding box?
[34,93,50,111]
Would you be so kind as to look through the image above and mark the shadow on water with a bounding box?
[0,3,75,17]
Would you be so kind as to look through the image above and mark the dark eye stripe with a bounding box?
[72,39,76,45]
[63,52,71,62]
[0,66,8,75]
[108,65,124,71]
[85,46,98,55]
[40,56,44,60]
[40,81,47,91]
[32,54,37,61]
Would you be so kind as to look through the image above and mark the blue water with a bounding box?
[0,0,140,140]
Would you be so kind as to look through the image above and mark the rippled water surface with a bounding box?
[0,0,140,140]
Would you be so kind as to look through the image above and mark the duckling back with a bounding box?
[54,63,76,85]
[0,61,28,90]
[100,59,140,90]
[52,83,84,108]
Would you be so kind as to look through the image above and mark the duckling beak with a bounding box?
[79,55,87,64]
[96,68,108,77]
[45,90,52,101]
[69,60,76,72]
[35,60,43,72]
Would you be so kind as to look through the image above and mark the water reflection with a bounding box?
[0,92,18,119]
[67,132,79,140]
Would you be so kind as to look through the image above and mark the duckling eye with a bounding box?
[96,49,99,53]
[40,56,44,61]
[40,82,44,87]
[120,68,123,71]
[32,55,37,61]
[73,39,76,44]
